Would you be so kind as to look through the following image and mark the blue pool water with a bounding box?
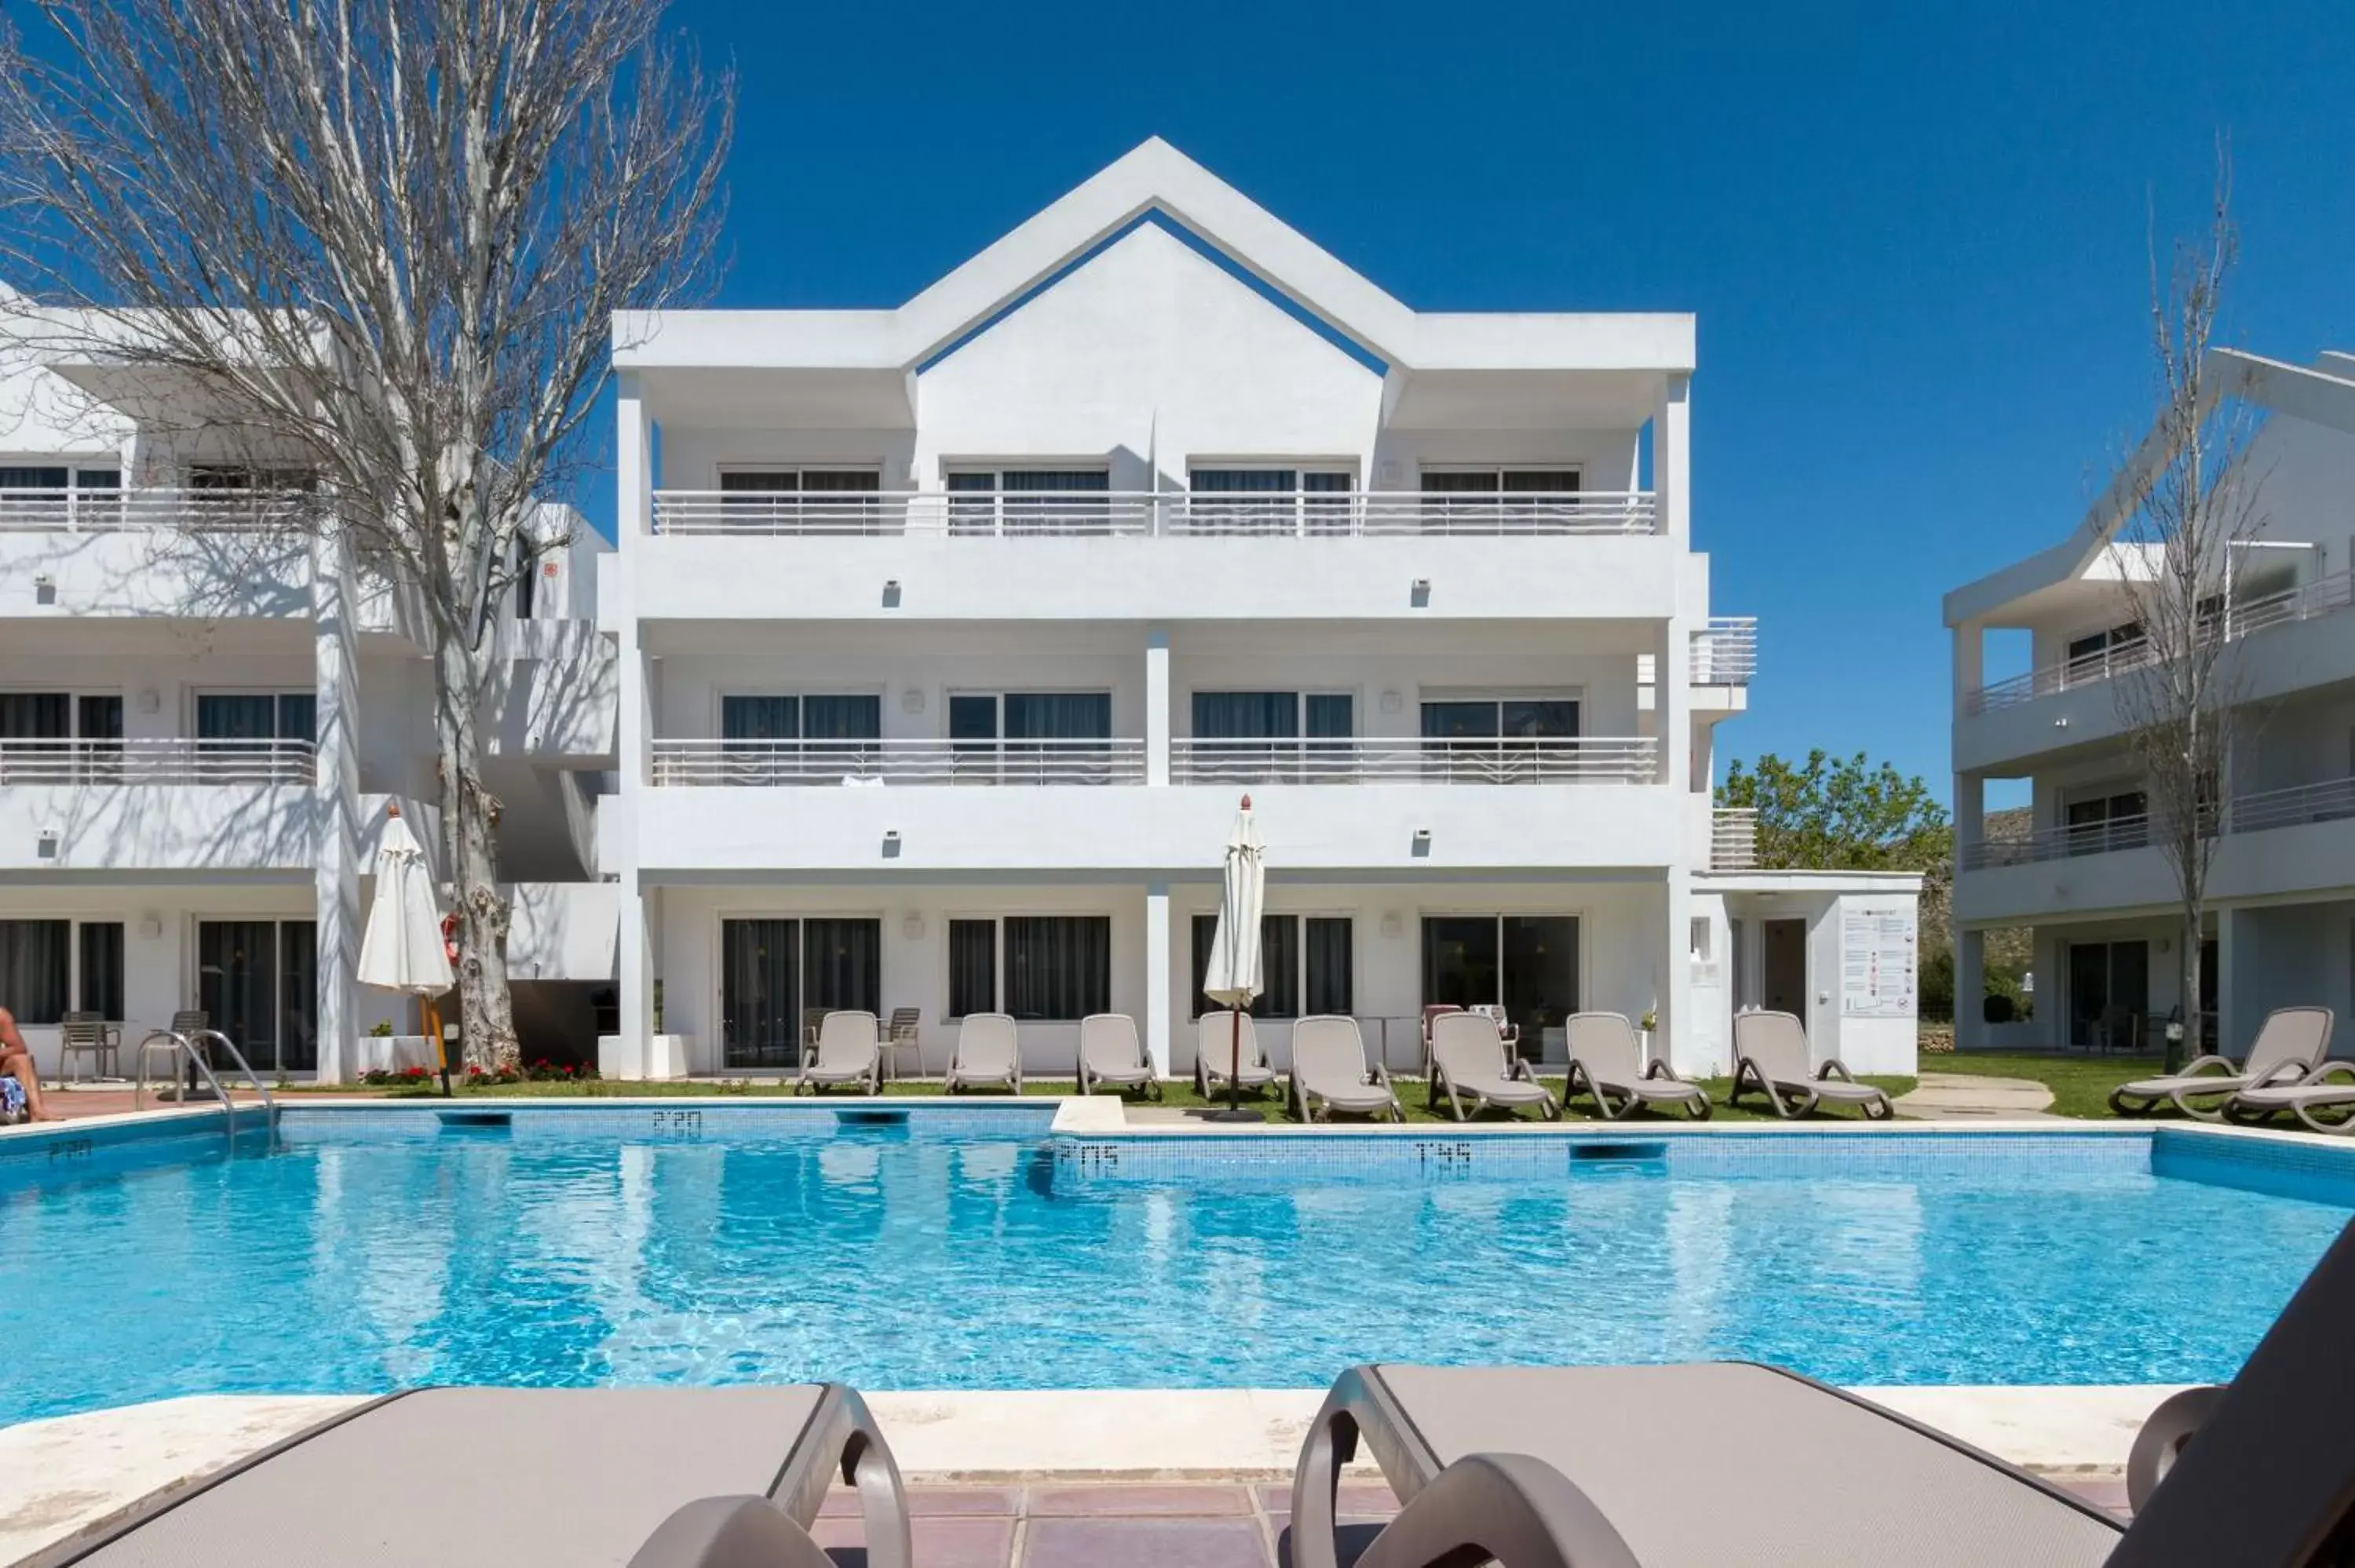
[2,1112,2348,1424]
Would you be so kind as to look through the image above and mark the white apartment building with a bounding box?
[0,307,618,1084]
[601,139,1922,1082]
[1948,348,2355,1054]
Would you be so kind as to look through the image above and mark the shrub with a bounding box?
[1983,993,2016,1025]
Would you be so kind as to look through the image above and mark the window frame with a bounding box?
[1188,912,1355,1021]
[714,912,887,1070]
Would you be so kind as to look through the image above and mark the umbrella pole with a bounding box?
[1228,1006,1242,1115]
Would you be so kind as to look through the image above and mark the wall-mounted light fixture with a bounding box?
[1380,910,1404,939]
[901,913,925,940]
[900,687,926,715]
[882,579,902,608]
[137,688,161,715]
[138,913,163,940]
[36,827,60,860]
[1410,578,1431,608]
[33,573,56,606]
[882,829,902,858]
[1411,827,1432,858]
[1379,689,1404,716]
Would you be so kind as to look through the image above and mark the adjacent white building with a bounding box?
[0,303,617,1083]
[601,139,1921,1082]
[1948,348,2355,1053]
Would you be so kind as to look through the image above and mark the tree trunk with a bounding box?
[436,635,518,1072]
[2171,905,2201,1074]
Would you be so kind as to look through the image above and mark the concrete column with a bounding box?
[1658,870,1696,1072]
[1652,616,1691,795]
[1145,625,1170,786]
[1145,880,1171,1076]
[1955,927,1986,1049]
[1952,622,1984,709]
[2218,906,2255,1054]
[1651,373,1691,546]
[613,377,655,1072]
[311,527,361,1083]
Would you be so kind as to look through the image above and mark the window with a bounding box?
[944,469,1112,535]
[2066,940,2150,1048]
[1191,693,1354,740]
[1191,914,1353,1019]
[0,692,122,782]
[1419,697,1580,781]
[717,695,883,782]
[79,921,124,1019]
[1186,469,1354,535]
[947,692,1116,783]
[717,469,883,534]
[947,920,997,1017]
[1421,467,1582,494]
[2063,791,2148,856]
[1003,916,1110,1019]
[196,692,316,742]
[197,919,317,1071]
[0,466,119,527]
[0,920,69,1025]
[718,917,883,1070]
[1422,915,1578,1055]
[2065,621,2145,676]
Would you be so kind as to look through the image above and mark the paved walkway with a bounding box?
[1897,1070,2063,1121]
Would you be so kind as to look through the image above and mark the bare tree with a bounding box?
[2104,160,2266,1071]
[0,0,731,1069]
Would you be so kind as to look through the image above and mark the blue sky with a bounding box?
[615,0,2354,804]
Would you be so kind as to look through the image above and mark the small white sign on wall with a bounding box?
[1841,906,1917,1019]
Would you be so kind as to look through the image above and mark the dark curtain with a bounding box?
[1422,471,1499,494]
[1004,693,1111,740]
[1305,917,1353,1016]
[195,694,278,741]
[721,918,799,1068]
[1421,702,1499,739]
[1192,693,1298,739]
[1305,695,1353,738]
[1501,700,1579,738]
[721,696,799,741]
[77,695,123,739]
[1422,917,1499,1008]
[1191,913,1298,1018]
[1190,469,1296,492]
[1002,470,1109,492]
[804,919,882,1013]
[199,920,278,1061]
[1501,469,1580,493]
[78,921,124,1018]
[1005,916,1109,1019]
[948,920,996,1017]
[278,694,318,742]
[801,695,882,740]
[278,921,318,1070]
[0,921,69,1024]
[1500,916,1577,1046]
[0,693,70,739]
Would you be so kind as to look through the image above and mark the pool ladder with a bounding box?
[133,1028,278,1136]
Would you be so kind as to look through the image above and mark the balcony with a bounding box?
[0,738,316,786]
[2232,775,2355,835]
[648,490,1659,538]
[1709,807,1758,870]
[1963,570,2355,716]
[0,739,319,871]
[1168,736,1658,786]
[0,487,316,534]
[1692,618,1757,684]
[650,738,1145,786]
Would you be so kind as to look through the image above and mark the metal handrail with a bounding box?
[648,489,1662,538]
[1170,735,1659,785]
[133,1027,276,1129]
[0,736,317,786]
[0,486,319,534]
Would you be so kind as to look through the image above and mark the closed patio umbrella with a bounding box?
[357,804,455,1093]
[1200,794,1265,1122]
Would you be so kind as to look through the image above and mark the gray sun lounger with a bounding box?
[1729,1009,1893,1119]
[34,1385,909,1568]
[793,1009,882,1095]
[1195,1009,1279,1096]
[2228,1059,2355,1134]
[1077,1012,1159,1098]
[1289,1015,1402,1122]
[1427,1011,1557,1121]
[2112,1005,2332,1119]
[944,1011,1022,1093]
[1291,1212,2355,1567]
[1563,1011,1710,1121]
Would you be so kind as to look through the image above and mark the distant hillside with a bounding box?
[1985,806,2032,841]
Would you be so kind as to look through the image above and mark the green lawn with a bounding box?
[355,1070,1921,1125]
[1938,1052,2167,1120]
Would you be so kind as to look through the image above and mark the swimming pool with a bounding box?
[2,1107,2349,1425]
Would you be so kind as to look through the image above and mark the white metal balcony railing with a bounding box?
[1961,771,2355,872]
[2223,775,2355,836]
[1964,570,2355,715]
[1711,807,1758,869]
[1692,618,1757,684]
[0,737,317,785]
[650,738,1147,786]
[648,490,1659,539]
[0,487,319,534]
[1170,736,1659,786]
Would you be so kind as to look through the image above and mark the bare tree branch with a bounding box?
[0,0,732,1069]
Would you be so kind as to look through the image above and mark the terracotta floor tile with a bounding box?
[1023,1517,1272,1567]
[1026,1482,1255,1516]
[812,1515,1015,1568]
[1255,1481,1400,1518]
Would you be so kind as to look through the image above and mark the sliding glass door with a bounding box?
[1421,914,1579,1057]
[196,919,318,1071]
[720,917,883,1069]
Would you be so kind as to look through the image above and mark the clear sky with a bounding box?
[612,0,2354,804]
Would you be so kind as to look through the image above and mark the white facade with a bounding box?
[1947,348,2355,1053]
[0,320,615,1082]
[602,140,1919,1081]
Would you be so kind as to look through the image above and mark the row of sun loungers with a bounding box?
[54,1216,2355,1566]
[2107,1005,2355,1132]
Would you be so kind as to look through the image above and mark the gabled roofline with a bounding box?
[615,138,1694,376]
[1943,348,2352,626]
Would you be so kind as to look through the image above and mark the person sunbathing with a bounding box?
[1,1005,57,1121]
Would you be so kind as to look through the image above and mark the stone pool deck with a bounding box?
[0,1385,2173,1565]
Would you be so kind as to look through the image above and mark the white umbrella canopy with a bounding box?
[1202,796,1265,1011]
[357,806,453,997]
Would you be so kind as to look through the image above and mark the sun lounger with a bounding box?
[1564,1011,1710,1121]
[1076,1012,1159,1098]
[1289,1015,1402,1122]
[1195,1009,1278,1096]
[1290,1213,2355,1567]
[2112,1005,2331,1119]
[44,1384,909,1568]
[944,1011,1022,1093]
[1729,1009,1893,1119]
[793,1010,882,1095]
[1427,1011,1558,1121]
[2227,1059,2355,1134]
